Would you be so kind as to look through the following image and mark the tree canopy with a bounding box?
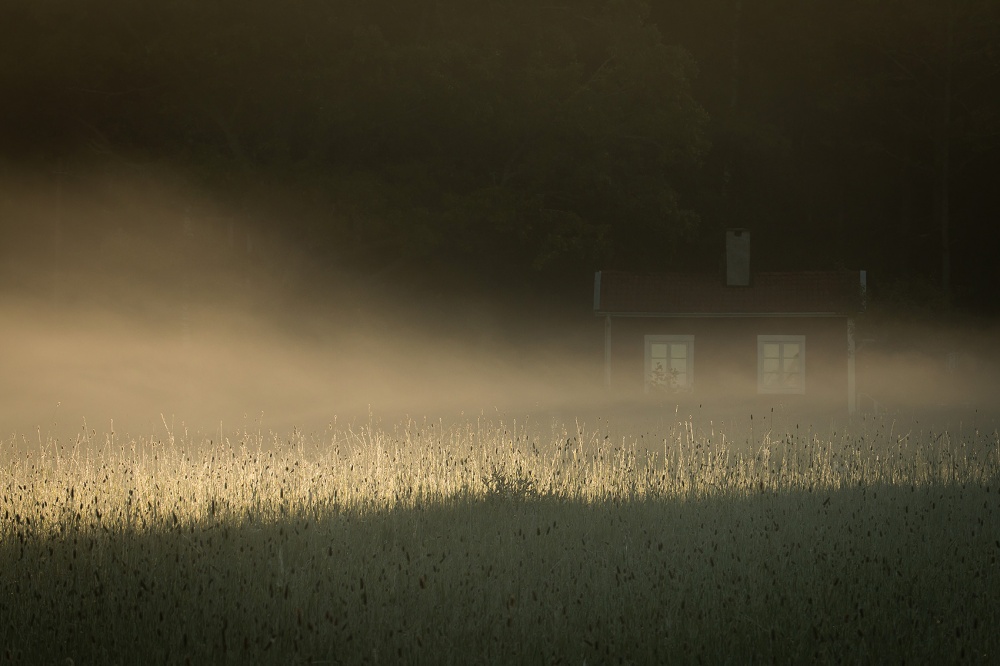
[2,0,998,313]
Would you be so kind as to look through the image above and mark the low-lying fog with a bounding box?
[0,165,612,441]
[1,296,614,441]
[2,165,998,443]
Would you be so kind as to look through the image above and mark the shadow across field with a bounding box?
[3,481,999,665]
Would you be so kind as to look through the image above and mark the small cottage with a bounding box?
[594,230,867,413]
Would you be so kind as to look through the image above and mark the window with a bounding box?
[758,335,805,394]
[645,335,694,393]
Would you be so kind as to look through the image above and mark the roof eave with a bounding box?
[594,311,854,318]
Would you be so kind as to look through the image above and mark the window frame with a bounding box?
[644,334,695,394]
[757,334,806,395]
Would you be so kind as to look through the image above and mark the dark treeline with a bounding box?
[2,0,998,314]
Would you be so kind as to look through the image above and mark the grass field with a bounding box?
[2,412,999,664]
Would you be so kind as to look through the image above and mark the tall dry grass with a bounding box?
[2,413,998,664]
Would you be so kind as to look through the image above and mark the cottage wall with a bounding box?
[606,316,850,412]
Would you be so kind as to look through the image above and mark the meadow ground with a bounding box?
[2,410,998,664]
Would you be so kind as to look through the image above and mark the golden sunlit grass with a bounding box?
[2,413,999,664]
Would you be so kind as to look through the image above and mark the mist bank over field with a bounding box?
[1,166,998,441]
[0,166,602,438]
[0,296,612,442]
[4,288,998,445]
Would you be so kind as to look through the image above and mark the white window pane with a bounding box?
[647,336,693,392]
[758,336,804,394]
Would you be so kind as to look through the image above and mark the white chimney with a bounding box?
[726,228,750,286]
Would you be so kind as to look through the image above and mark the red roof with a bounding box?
[594,270,866,316]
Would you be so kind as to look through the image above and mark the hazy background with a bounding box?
[2,0,999,440]
[0,167,613,439]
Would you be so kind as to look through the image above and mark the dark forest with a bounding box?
[2,0,999,316]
